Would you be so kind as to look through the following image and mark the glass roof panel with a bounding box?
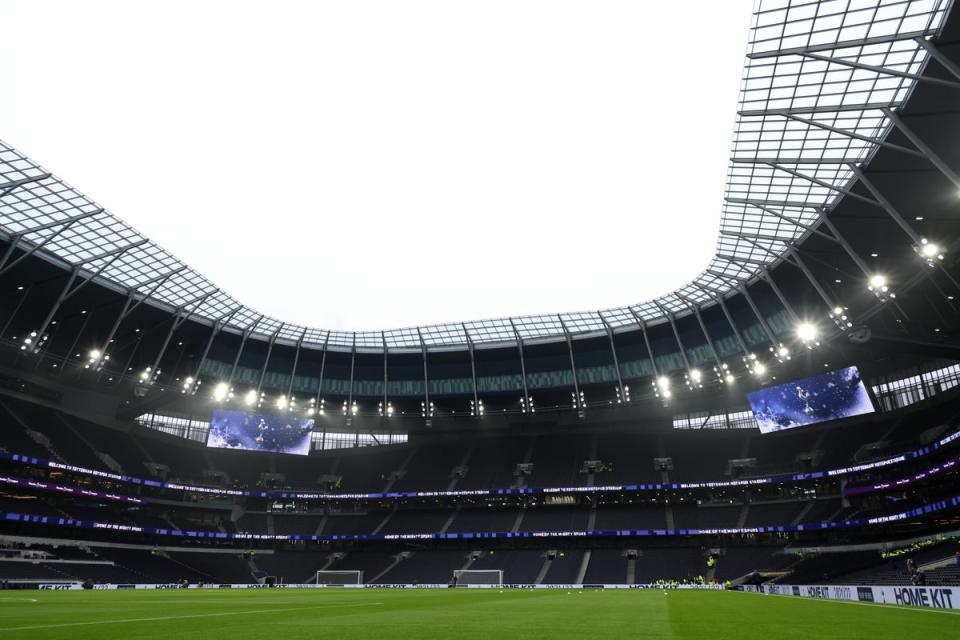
[0,0,949,349]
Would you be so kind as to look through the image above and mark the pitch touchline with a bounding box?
[0,599,38,603]
[733,590,960,616]
[0,601,384,632]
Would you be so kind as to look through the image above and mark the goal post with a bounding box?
[453,569,503,586]
[313,570,362,585]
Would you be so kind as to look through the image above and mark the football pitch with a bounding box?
[0,588,956,639]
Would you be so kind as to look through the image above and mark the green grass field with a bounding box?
[0,588,956,639]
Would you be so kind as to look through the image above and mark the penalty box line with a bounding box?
[0,601,384,632]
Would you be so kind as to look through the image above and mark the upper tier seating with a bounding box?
[0,394,956,497]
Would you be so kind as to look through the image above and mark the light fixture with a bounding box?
[753,362,767,376]
[796,322,818,343]
[244,389,257,406]
[916,239,944,266]
[471,399,485,416]
[276,395,288,410]
[868,273,894,302]
[213,382,229,401]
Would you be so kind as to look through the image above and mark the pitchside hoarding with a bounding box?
[753,584,958,610]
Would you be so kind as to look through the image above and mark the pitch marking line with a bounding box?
[0,599,38,603]
[0,601,383,631]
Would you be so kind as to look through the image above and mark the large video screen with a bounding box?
[747,366,874,434]
[207,410,314,455]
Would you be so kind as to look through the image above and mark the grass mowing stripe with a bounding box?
[0,601,383,632]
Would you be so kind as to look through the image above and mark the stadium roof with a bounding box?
[0,0,953,350]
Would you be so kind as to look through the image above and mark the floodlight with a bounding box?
[753,362,767,376]
[244,389,257,406]
[213,382,229,401]
[796,322,818,342]
[920,242,940,258]
[868,274,888,290]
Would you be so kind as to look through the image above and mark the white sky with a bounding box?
[2,1,751,331]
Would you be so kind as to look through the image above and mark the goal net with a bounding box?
[314,570,363,585]
[453,569,503,586]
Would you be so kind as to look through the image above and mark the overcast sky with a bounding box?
[2,1,751,331]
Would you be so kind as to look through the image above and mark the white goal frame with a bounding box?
[453,569,503,586]
[313,570,362,585]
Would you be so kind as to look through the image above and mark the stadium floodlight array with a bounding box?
[314,570,362,586]
[453,570,503,586]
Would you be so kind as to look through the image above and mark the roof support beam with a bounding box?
[130,265,187,291]
[313,334,330,410]
[30,242,142,355]
[786,245,841,314]
[914,37,960,82]
[508,319,530,410]
[739,102,896,117]
[746,31,934,59]
[191,305,241,393]
[678,295,724,378]
[463,323,480,414]
[737,281,780,349]
[716,253,769,267]
[92,272,178,377]
[381,332,389,417]
[763,163,882,207]
[800,51,960,91]
[0,283,32,341]
[0,212,100,277]
[714,294,751,357]
[416,328,430,419]
[734,199,839,243]
[226,315,263,392]
[654,301,692,374]
[780,113,923,157]
[0,209,101,238]
[724,197,820,210]
[731,156,865,164]
[817,214,876,279]
[629,310,660,382]
[0,173,52,196]
[848,165,923,245]
[882,108,960,191]
[599,316,626,403]
[719,229,797,245]
[286,328,307,404]
[347,333,357,420]
[147,289,218,388]
[558,316,581,410]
